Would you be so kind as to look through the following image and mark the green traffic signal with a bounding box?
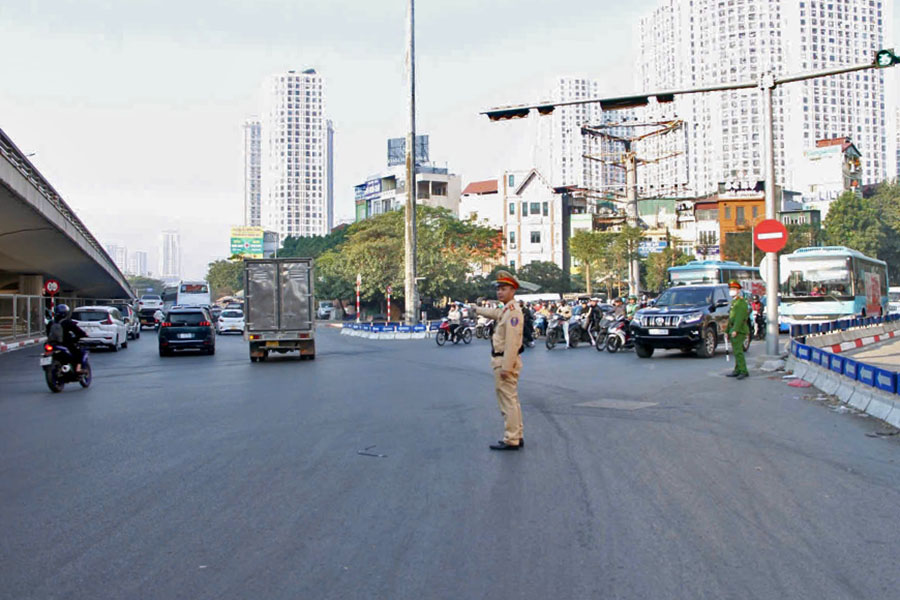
[875,49,898,68]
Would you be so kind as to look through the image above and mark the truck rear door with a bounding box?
[246,261,278,331]
[280,260,313,331]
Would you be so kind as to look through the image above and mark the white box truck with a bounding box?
[244,258,316,362]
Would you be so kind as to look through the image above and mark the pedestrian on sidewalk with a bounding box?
[472,270,525,451]
[726,280,750,380]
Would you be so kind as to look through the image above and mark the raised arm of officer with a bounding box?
[473,304,502,321]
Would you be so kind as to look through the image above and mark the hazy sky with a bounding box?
[1,0,897,279]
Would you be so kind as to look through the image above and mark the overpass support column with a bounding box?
[18,275,43,296]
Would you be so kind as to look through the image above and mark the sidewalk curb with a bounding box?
[0,336,45,354]
[786,355,900,429]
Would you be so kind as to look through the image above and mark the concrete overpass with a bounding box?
[0,127,132,299]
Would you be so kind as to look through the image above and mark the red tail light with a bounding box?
[160,322,171,327]
[44,344,54,353]
[199,321,211,327]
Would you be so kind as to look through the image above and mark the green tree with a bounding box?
[612,226,645,296]
[518,261,568,293]
[644,247,693,293]
[280,227,348,258]
[722,228,753,265]
[206,258,244,299]
[314,206,502,315]
[867,182,900,282]
[569,230,615,296]
[823,191,884,258]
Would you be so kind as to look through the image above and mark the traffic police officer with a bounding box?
[726,280,750,380]
[473,271,525,450]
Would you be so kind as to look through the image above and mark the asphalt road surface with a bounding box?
[2,327,898,600]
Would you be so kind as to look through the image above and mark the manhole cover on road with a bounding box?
[574,399,659,411]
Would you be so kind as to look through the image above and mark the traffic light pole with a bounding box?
[625,151,640,297]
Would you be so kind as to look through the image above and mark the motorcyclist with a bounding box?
[584,298,603,343]
[612,298,626,320]
[45,304,87,373]
[750,294,765,338]
[626,296,638,319]
[558,303,573,348]
[519,300,535,347]
[447,303,461,339]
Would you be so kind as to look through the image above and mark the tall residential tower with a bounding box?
[242,118,262,227]
[261,69,331,239]
[636,0,896,196]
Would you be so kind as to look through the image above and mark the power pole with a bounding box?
[760,72,779,356]
[624,149,639,296]
[404,0,418,325]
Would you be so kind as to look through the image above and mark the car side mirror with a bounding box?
[716,299,729,308]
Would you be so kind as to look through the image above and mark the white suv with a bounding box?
[71,306,129,351]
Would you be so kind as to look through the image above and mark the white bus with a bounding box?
[162,280,211,310]
[667,260,765,296]
[779,246,888,323]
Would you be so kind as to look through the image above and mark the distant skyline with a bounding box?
[2,0,897,278]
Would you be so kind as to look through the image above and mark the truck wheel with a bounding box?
[697,327,717,358]
[635,343,654,358]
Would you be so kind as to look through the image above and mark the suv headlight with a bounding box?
[682,311,704,324]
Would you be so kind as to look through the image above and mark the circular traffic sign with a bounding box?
[44,279,60,296]
[753,219,788,253]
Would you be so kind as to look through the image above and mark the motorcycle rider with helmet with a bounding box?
[750,294,765,339]
[45,304,88,373]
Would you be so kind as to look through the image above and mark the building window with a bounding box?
[530,202,541,215]
[522,202,528,216]
[509,202,515,215]
[725,206,731,220]
[508,174,515,187]
[531,231,541,244]
[752,206,759,219]
[736,206,745,225]
[543,202,549,216]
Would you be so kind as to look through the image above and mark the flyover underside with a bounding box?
[0,158,131,298]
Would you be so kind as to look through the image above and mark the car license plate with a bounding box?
[648,328,668,335]
[40,356,52,366]
[177,333,193,339]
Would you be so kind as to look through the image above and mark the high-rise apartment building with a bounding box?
[260,68,330,239]
[326,119,335,232]
[243,118,262,227]
[159,230,181,280]
[636,0,896,196]
[545,77,627,196]
[128,251,149,277]
[105,244,128,274]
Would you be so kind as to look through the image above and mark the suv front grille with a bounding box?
[642,315,682,328]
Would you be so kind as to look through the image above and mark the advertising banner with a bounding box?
[230,226,264,258]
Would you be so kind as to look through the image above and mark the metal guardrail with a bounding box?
[0,294,127,342]
[0,127,132,298]
[789,314,898,338]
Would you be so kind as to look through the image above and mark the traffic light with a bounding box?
[874,49,899,68]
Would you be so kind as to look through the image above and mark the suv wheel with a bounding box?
[697,326,716,358]
[635,343,654,358]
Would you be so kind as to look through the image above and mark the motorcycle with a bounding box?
[545,314,566,349]
[593,313,617,352]
[475,316,495,339]
[605,316,636,353]
[435,318,473,346]
[533,314,547,338]
[753,308,766,340]
[567,315,595,348]
[41,343,92,393]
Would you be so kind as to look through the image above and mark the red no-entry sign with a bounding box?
[43,279,60,296]
[754,219,788,253]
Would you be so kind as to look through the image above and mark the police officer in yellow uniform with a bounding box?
[473,271,525,451]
